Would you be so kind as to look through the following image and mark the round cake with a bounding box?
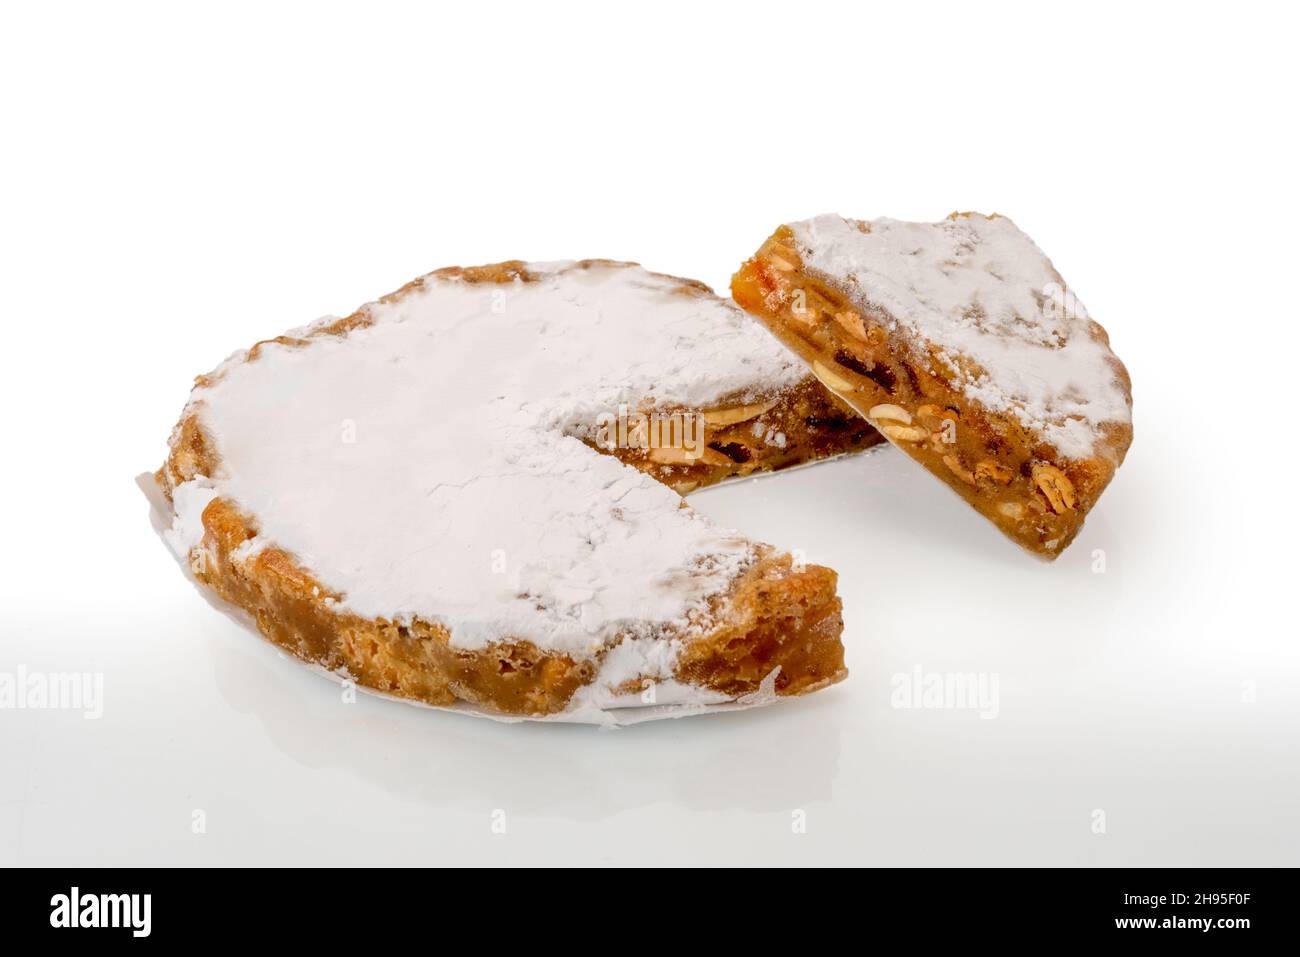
[157,259,878,721]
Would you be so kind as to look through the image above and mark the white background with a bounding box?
[2,1,1297,865]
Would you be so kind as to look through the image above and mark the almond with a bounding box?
[943,454,977,486]
[702,399,778,427]
[867,403,912,424]
[833,309,868,341]
[975,460,1014,485]
[810,360,855,394]
[880,424,928,443]
[648,446,730,467]
[1031,463,1076,513]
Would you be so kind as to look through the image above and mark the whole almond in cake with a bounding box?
[156,260,880,721]
[732,213,1133,558]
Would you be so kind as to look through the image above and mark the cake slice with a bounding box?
[156,260,879,721]
[732,213,1133,558]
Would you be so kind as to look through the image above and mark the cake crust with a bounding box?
[158,260,871,718]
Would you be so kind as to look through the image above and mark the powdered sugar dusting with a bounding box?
[175,262,805,673]
[162,478,217,559]
[788,214,1130,459]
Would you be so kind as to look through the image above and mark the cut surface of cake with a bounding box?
[157,260,879,721]
[732,213,1133,558]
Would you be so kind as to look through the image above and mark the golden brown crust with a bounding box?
[159,259,860,716]
[732,224,1133,558]
[175,492,845,715]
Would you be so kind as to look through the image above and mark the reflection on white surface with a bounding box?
[202,619,846,819]
[2,446,1298,866]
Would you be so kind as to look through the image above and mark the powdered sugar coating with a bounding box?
[788,214,1131,459]
[175,262,806,682]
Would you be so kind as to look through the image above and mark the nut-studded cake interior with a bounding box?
[732,215,1132,558]
[600,377,879,495]
[159,260,872,718]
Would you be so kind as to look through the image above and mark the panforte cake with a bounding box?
[157,260,880,721]
[732,213,1133,558]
